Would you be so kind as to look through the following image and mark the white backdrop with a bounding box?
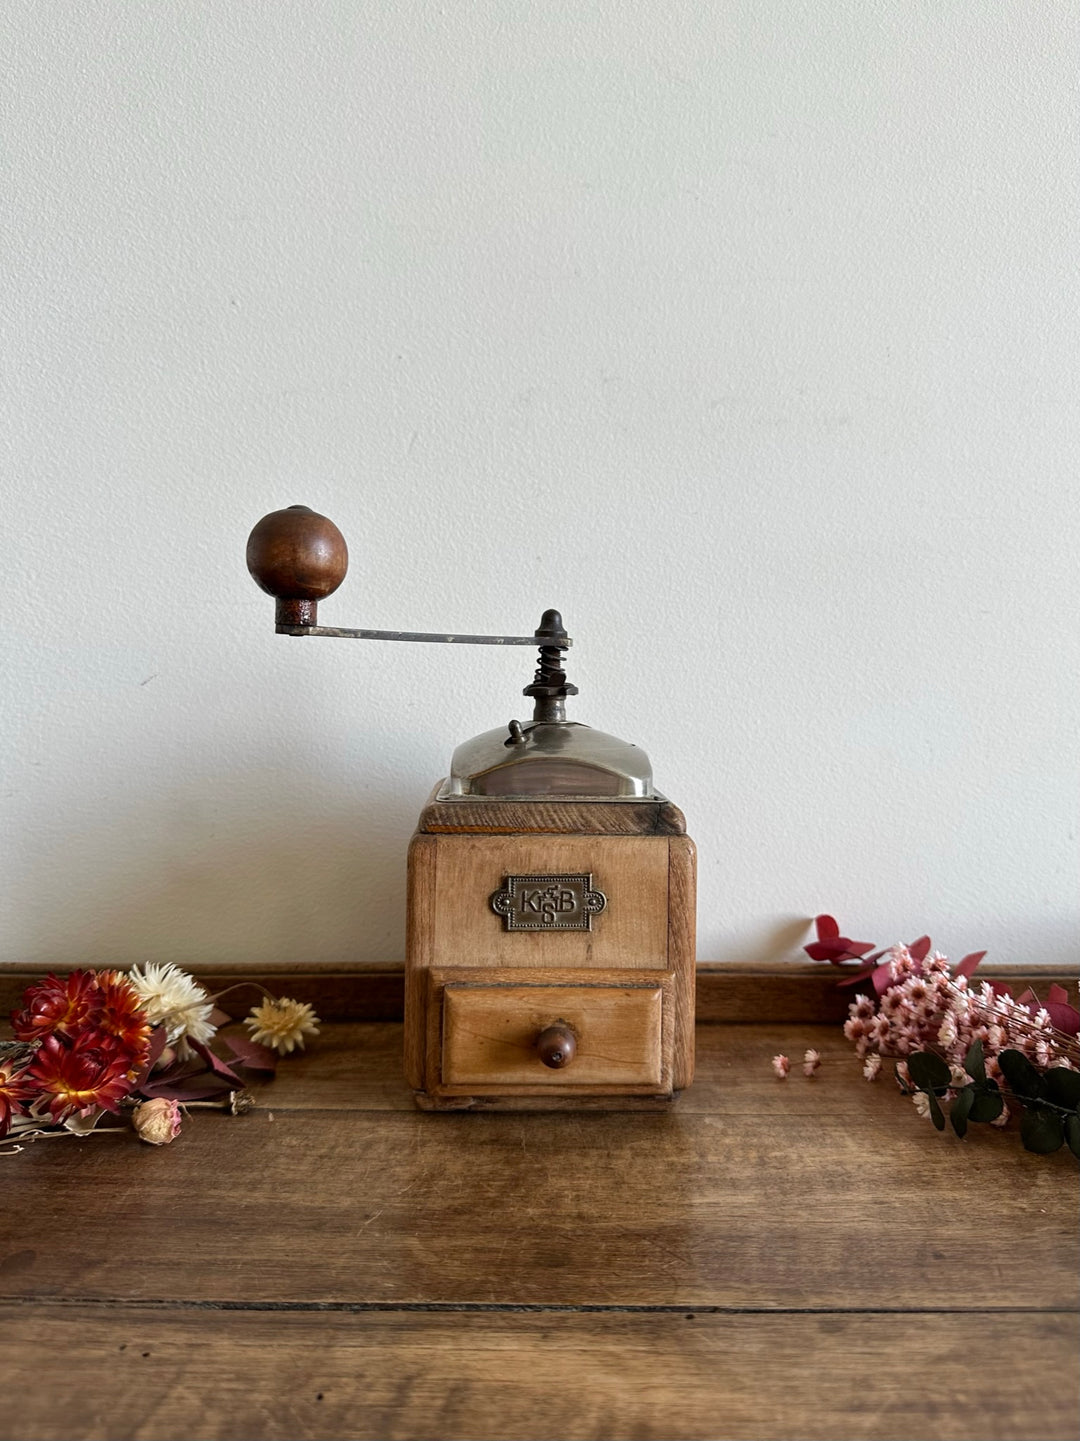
[2,3,1077,970]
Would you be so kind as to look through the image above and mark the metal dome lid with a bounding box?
[438,609,655,800]
[442,720,653,799]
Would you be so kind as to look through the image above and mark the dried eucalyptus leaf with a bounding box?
[963,1039,986,1086]
[950,1086,974,1138]
[969,1089,1004,1124]
[998,1049,1043,1103]
[1043,1068,1080,1110]
[908,1051,951,1094]
[1020,1108,1064,1155]
[1065,1113,1080,1160]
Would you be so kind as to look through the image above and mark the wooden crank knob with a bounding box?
[536,1023,577,1070]
[246,505,349,629]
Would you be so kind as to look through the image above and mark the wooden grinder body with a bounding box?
[405,793,696,1111]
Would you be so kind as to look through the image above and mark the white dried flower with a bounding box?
[245,997,320,1055]
[129,963,216,1056]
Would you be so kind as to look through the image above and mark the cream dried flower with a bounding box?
[912,1092,932,1119]
[129,963,216,1056]
[245,997,320,1055]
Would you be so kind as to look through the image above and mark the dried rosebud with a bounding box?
[132,1098,182,1145]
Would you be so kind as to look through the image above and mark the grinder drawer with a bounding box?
[437,971,668,1092]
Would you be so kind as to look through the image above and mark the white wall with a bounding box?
[2,2,1077,971]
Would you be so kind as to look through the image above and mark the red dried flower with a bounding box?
[0,1063,36,1138]
[95,971,152,1070]
[25,1031,136,1121]
[12,971,102,1043]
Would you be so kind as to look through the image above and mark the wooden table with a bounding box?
[2,1022,1076,1441]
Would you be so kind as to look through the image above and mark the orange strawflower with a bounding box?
[95,971,152,1071]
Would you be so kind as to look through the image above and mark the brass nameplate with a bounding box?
[490,873,608,931]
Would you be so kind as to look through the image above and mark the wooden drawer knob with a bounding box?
[536,1023,577,1070]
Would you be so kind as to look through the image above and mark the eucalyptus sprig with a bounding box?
[905,1040,1080,1159]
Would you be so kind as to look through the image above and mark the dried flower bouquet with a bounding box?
[0,965,319,1152]
[784,916,1080,1159]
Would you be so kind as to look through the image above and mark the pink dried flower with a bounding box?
[803,1049,821,1078]
[843,1015,868,1041]
[887,945,918,982]
[771,1054,790,1080]
[132,1097,182,1145]
[937,1012,958,1048]
[991,1104,1010,1129]
[902,977,930,1007]
[852,994,876,1022]
[863,1055,882,1081]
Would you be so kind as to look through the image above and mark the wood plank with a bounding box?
[242,1019,1077,1121]
[0,963,1073,1024]
[1,1305,1075,1441]
[2,1067,1075,1310]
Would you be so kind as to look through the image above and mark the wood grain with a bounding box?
[1,1061,1075,1310]
[428,834,672,971]
[441,977,665,1089]
[1,963,1072,1025]
[416,790,687,835]
[232,1020,977,1117]
[423,967,673,1106]
[669,834,696,1090]
[1,1019,1076,1441]
[403,833,437,1089]
[406,827,695,1108]
[3,1305,1075,1441]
